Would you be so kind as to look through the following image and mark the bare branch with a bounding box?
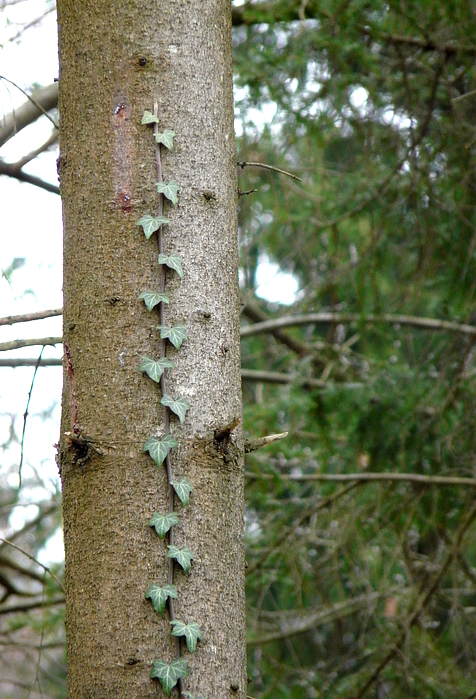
[5,4,55,44]
[0,594,64,616]
[0,308,62,327]
[0,160,60,194]
[14,130,58,169]
[241,368,325,388]
[241,312,476,339]
[245,471,476,488]
[0,337,62,352]
[238,160,302,182]
[0,358,61,367]
[0,81,58,147]
[247,591,382,646]
[242,299,309,356]
[245,432,288,453]
[0,538,64,593]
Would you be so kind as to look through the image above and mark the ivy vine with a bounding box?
[139,103,201,698]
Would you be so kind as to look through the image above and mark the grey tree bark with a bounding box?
[57,2,246,697]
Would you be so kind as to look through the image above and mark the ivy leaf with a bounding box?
[155,129,175,150]
[139,356,174,383]
[161,395,191,424]
[170,620,203,654]
[143,434,178,466]
[141,110,160,125]
[150,658,189,695]
[157,181,179,206]
[167,545,193,573]
[158,252,184,279]
[145,583,178,614]
[158,325,188,350]
[148,511,180,538]
[137,214,170,239]
[171,478,193,506]
[138,291,169,311]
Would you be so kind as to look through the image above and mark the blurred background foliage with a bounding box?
[2,0,476,697]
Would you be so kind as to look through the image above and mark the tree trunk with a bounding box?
[57,2,246,697]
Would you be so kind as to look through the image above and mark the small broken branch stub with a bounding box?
[244,432,288,453]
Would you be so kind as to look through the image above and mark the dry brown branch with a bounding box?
[247,591,382,646]
[0,80,58,146]
[0,160,60,194]
[237,160,302,181]
[0,538,64,593]
[0,337,62,352]
[241,369,325,388]
[0,594,64,615]
[245,471,476,488]
[242,299,309,356]
[245,432,288,453]
[0,358,62,367]
[0,308,62,327]
[241,312,476,338]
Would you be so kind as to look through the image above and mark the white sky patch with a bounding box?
[38,526,64,565]
[255,252,299,306]
[350,86,369,110]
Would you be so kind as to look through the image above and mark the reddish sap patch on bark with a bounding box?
[113,99,135,214]
[117,190,134,213]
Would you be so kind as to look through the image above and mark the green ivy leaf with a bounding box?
[171,478,193,506]
[148,511,180,538]
[158,252,184,279]
[150,658,189,695]
[141,110,160,125]
[143,434,178,466]
[157,181,179,206]
[167,545,193,573]
[137,214,170,239]
[161,395,191,424]
[170,620,203,654]
[139,356,174,383]
[145,583,178,614]
[158,325,188,350]
[138,291,169,311]
[155,129,175,150]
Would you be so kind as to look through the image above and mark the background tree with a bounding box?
[2,1,476,698]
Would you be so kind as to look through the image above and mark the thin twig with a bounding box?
[238,160,302,182]
[18,347,44,487]
[0,538,64,592]
[0,75,58,129]
[0,337,62,352]
[0,308,62,327]
[245,471,476,488]
[238,187,258,197]
[241,312,476,338]
[13,130,58,170]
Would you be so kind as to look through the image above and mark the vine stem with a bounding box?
[152,100,183,688]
